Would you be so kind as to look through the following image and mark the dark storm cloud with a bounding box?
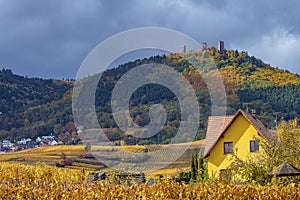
[0,0,299,78]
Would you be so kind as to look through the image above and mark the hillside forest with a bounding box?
[0,46,299,144]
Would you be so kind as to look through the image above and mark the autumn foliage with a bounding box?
[0,162,299,199]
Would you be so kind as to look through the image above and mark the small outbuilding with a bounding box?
[268,161,300,177]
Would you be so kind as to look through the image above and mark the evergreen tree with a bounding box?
[190,151,208,182]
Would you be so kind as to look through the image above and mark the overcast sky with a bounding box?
[1,0,300,79]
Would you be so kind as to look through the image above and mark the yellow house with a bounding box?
[203,109,270,178]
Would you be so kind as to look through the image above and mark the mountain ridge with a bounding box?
[0,47,299,144]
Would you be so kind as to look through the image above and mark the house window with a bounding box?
[224,142,233,154]
[250,140,259,152]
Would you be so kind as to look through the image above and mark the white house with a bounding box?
[2,140,13,148]
[25,138,32,142]
[49,140,58,146]
[17,138,26,145]
[77,127,83,135]
[42,135,54,140]
[36,137,42,143]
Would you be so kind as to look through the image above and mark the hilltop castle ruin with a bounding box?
[180,41,225,53]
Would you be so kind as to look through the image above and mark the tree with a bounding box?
[197,153,208,182]
[190,152,198,181]
[230,119,300,184]
[59,153,73,166]
[66,122,76,133]
[64,157,73,166]
[58,133,71,144]
[71,131,77,139]
[263,118,300,168]
[53,124,64,135]
[134,115,144,126]
[24,119,30,127]
[230,152,271,185]
[189,151,208,182]
[85,143,91,151]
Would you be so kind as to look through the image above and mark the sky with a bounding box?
[1,0,300,79]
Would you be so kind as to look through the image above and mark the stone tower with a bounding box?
[180,45,186,53]
[218,41,224,53]
[202,42,207,50]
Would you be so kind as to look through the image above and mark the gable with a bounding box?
[203,109,270,158]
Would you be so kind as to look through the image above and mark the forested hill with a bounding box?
[0,69,73,112]
[0,47,299,144]
[0,69,73,140]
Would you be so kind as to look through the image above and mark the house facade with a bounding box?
[203,109,270,178]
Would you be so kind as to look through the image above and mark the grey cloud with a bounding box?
[0,0,299,78]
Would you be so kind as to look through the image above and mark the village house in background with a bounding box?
[0,127,83,152]
[0,135,58,152]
